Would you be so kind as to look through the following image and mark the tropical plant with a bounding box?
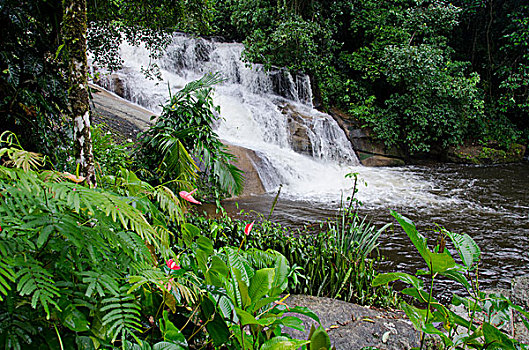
[0,0,72,169]
[91,123,132,177]
[137,72,243,204]
[0,139,191,348]
[172,226,335,349]
[373,211,529,350]
[187,209,397,308]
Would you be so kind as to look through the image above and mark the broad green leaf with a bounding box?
[205,314,230,347]
[196,235,214,255]
[401,287,433,303]
[270,255,289,297]
[440,269,472,290]
[182,223,200,247]
[482,322,516,350]
[423,323,452,346]
[391,211,455,273]
[372,272,423,289]
[160,310,187,347]
[249,268,275,303]
[60,305,90,332]
[401,302,428,331]
[210,255,229,277]
[310,325,332,350]
[260,336,310,350]
[286,306,320,324]
[235,307,260,326]
[237,276,251,308]
[276,316,305,332]
[444,230,480,269]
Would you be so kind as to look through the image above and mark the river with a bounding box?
[223,162,529,292]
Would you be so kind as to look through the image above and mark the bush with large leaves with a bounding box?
[137,73,243,202]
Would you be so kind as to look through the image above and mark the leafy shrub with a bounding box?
[0,0,72,168]
[187,209,398,308]
[91,123,132,176]
[136,73,243,204]
[373,211,529,350]
[0,138,333,349]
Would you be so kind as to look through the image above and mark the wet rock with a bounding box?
[280,104,314,156]
[89,84,153,137]
[284,295,423,350]
[90,83,266,196]
[447,143,526,164]
[223,144,266,197]
[328,108,407,167]
[360,155,406,167]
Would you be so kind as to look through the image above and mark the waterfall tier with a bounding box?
[96,33,365,202]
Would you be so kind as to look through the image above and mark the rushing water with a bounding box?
[94,33,529,292]
[224,162,529,292]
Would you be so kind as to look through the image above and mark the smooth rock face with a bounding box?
[90,83,266,196]
[223,144,267,196]
[328,108,407,167]
[284,295,421,350]
[90,84,153,138]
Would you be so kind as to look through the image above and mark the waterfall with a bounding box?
[95,34,387,203]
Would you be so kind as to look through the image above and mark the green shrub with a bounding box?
[373,211,529,350]
[187,209,398,308]
[91,123,132,177]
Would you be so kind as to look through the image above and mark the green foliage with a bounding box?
[0,0,72,168]
[188,208,397,308]
[137,73,243,202]
[373,212,529,350]
[174,230,334,349]
[0,142,185,348]
[91,123,132,176]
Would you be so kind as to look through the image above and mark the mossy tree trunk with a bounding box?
[63,0,96,185]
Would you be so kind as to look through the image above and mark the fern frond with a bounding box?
[0,257,15,301]
[80,270,121,298]
[15,260,60,318]
[101,287,142,342]
[157,135,199,185]
[128,262,167,293]
[49,181,164,252]
[172,72,224,102]
[152,185,184,223]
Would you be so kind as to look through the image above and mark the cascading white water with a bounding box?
[95,33,457,207]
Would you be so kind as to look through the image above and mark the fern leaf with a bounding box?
[15,261,60,318]
[101,288,142,342]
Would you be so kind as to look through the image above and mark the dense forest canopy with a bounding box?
[1,0,528,161]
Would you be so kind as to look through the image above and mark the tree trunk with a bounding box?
[63,0,96,185]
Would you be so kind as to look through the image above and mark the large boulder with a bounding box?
[329,108,407,167]
[284,295,423,350]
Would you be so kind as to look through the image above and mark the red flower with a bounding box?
[0,225,2,233]
[244,221,254,235]
[179,189,201,205]
[166,259,181,270]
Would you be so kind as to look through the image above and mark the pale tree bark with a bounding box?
[63,0,96,186]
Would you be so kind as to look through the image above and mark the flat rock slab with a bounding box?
[285,295,421,349]
[90,84,154,138]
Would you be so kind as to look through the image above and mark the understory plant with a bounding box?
[373,211,529,350]
[136,72,243,205]
[188,207,397,308]
[0,135,333,349]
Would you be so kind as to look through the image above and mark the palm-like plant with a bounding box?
[137,72,243,200]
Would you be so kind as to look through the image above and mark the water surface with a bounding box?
[224,162,529,292]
